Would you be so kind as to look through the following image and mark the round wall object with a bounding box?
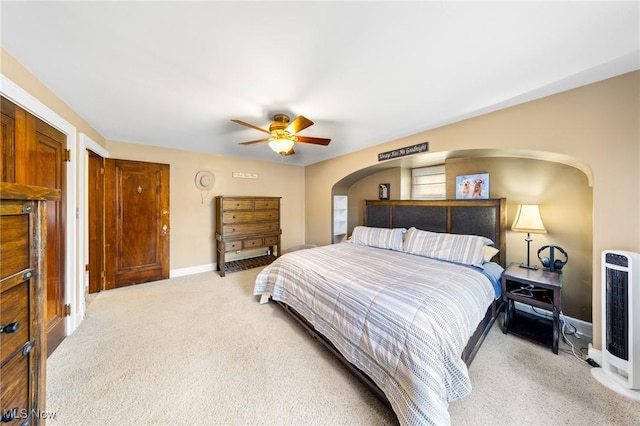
[195,170,215,191]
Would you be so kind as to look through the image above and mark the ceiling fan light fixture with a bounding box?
[268,137,295,155]
[232,114,330,157]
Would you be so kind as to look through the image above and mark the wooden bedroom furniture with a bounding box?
[276,197,507,408]
[215,196,281,277]
[501,263,563,354]
[1,182,60,425]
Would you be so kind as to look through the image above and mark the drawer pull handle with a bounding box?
[22,340,35,356]
[0,322,20,334]
[1,408,17,422]
[23,269,34,280]
[22,205,32,213]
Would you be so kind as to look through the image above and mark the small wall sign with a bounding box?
[378,142,429,161]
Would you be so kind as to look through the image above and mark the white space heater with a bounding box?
[592,250,640,401]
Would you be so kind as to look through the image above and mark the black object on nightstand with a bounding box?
[501,262,563,354]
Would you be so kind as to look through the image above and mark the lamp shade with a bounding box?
[268,137,295,155]
[511,204,547,234]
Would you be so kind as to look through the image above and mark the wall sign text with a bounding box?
[378,142,429,161]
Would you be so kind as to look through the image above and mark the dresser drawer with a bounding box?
[222,210,279,224]
[222,221,280,238]
[0,282,30,366]
[222,199,253,211]
[255,199,279,210]
[264,236,279,246]
[0,348,30,425]
[0,215,30,280]
[225,241,242,252]
[242,238,264,249]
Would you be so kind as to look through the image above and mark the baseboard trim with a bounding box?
[588,346,602,364]
[514,301,592,340]
[170,263,215,278]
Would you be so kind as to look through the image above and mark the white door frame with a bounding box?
[78,133,109,315]
[1,74,80,334]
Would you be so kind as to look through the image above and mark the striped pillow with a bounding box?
[403,227,494,268]
[351,226,406,251]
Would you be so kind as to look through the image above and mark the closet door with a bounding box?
[87,150,105,294]
[1,97,16,182]
[1,96,68,357]
[32,119,67,356]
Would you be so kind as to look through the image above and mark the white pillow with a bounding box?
[483,245,500,263]
[351,226,406,251]
[403,227,493,268]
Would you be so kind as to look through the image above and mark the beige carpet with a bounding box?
[46,269,639,425]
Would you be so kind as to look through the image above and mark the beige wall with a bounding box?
[306,71,640,348]
[106,141,306,271]
[346,168,402,233]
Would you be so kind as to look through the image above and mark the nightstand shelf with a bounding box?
[501,263,563,354]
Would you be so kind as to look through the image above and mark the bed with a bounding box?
[253,198,506,425]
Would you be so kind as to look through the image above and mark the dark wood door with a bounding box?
[88,150,105,293]
[105,159,170,288]
[32,119,67,357]
[1,97,16,182]
[1,96,67,357]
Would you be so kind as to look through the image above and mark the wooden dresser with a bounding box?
[1,182,60,425]
[215,196,281,277]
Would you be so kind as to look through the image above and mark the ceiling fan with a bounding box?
[231,114,331,156]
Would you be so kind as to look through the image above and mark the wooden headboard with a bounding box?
[364,198,507,267]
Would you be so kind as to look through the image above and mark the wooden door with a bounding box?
[1,97,16,182]
[32,119,67,357]
[88,150,105,293]
[105,159,170,288]
[1,96,67,357]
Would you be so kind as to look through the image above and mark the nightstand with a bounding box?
[501,263,563,354]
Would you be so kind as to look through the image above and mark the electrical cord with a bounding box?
[559,311,588,362]
[528,305,587,362]
[511,286,549,298]
[510,285,592,365]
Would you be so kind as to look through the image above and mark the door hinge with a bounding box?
[100,270,105,278]
[64,303,71,317]
[64,149,71,162]
[100,167,105,175]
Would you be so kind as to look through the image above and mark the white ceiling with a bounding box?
[1,1,638,166]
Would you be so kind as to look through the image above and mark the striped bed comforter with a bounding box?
[253,242,496,426]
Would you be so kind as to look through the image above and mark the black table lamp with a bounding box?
[511,204,547,269]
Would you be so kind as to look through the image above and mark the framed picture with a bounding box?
[379,183,390,200]
[456,173,489,199]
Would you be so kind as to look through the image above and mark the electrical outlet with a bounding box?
[232,171,258,179]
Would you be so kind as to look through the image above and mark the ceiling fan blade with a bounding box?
[238,138,270,145]
[231,119,271,134]
[286,115,314,135]
[296,135,331,146]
